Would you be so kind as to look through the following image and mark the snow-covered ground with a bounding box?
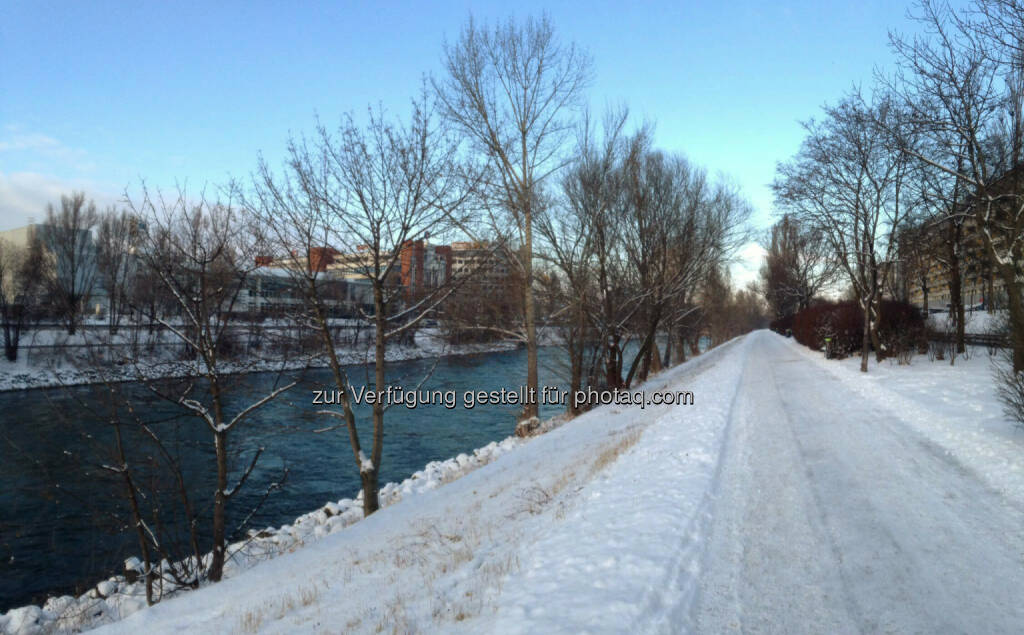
[696,333,1024,632]
[6,330,1024,633]
[927,308,1004,334]
[792,338,1024,499]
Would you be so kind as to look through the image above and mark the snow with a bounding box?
[357,450,374,474]
[927,308,1004,334]
[6,330,1024,633]
[790,335,1024,500]
[479,338,745,633]
[696,332,1024,632]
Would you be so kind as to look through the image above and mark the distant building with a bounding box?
[900,216,1003,313]
[247,257,363,317]
[399,240,452,295]
[450,241,514,292]
[247,239,517,317]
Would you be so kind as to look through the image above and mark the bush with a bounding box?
[875,300,927,359]
[989,312,1024,427]
[769,314,795,336]
[792,301,861,356]
[790,299,924,360]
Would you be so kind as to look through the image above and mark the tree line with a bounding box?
[766,0,1024,374]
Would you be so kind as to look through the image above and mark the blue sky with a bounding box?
[0,0,956,281]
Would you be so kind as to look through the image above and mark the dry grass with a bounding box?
[271,422,645,633]
[373,594,412,634]
[509,426,644,521]
[235,584,322,633]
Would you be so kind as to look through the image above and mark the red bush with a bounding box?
[791,300,924,359]
[793,301,861,355]
[769,314,795,336]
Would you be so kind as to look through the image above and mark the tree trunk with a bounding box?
[649,331,663,374]
[1004,268,1024,373]
[568,302,585,415]
[625,319,659,388]
[636,308,662,384]
[860,301,871,372]
[987,274,995,312]
[568,337,583,415]
[949,225,965,355]
[2,312,20,362]
[870,299,883,363]
[208,428,228,582]
[365,282,386,517]
[623,336,650,389]
[522,210,539,421]
[113,420,155,605]
[311,296,367,520]
[605,331,623,389]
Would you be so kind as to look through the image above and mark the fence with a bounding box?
[929,331,1008,349]
[11,320,382,368]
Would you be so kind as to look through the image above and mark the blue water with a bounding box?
[0,346,573,611]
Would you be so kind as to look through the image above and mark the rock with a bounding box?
[514,416,542,438]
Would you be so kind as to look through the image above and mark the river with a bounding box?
[0,345,583,612]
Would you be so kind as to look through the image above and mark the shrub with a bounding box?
[875,300,927,358]
[769,314,795,336]
[792,301,861,356]
[791,299,924,360]
[989,312,1024,427]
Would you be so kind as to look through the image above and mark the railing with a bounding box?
[930,331,1008,348]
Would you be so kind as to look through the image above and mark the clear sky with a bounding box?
[0,0,960,282]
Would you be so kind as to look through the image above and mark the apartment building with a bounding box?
[900,216,1003,313]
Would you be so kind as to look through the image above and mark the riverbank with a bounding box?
[0,329,521,393]
[0,423,546,634]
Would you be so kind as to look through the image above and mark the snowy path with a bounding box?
[696,332,1024,633]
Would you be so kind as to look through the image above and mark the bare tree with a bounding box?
[704,275,769,342]
[44,192,99,335]
[125,186,296,582]
[888,0,1024,369]
[537,108,628,412]
[563,111,634,391]
[95,207,141,335]
[536,196,594,416]
[0,234,46,361]
[248,92,473,516]
[618,135,750,386]
[433,13,592,427]
[775,89,913,372]
[548,112,749,390]
[760,213,839,319]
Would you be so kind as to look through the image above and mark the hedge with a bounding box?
[785,300,925,358]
